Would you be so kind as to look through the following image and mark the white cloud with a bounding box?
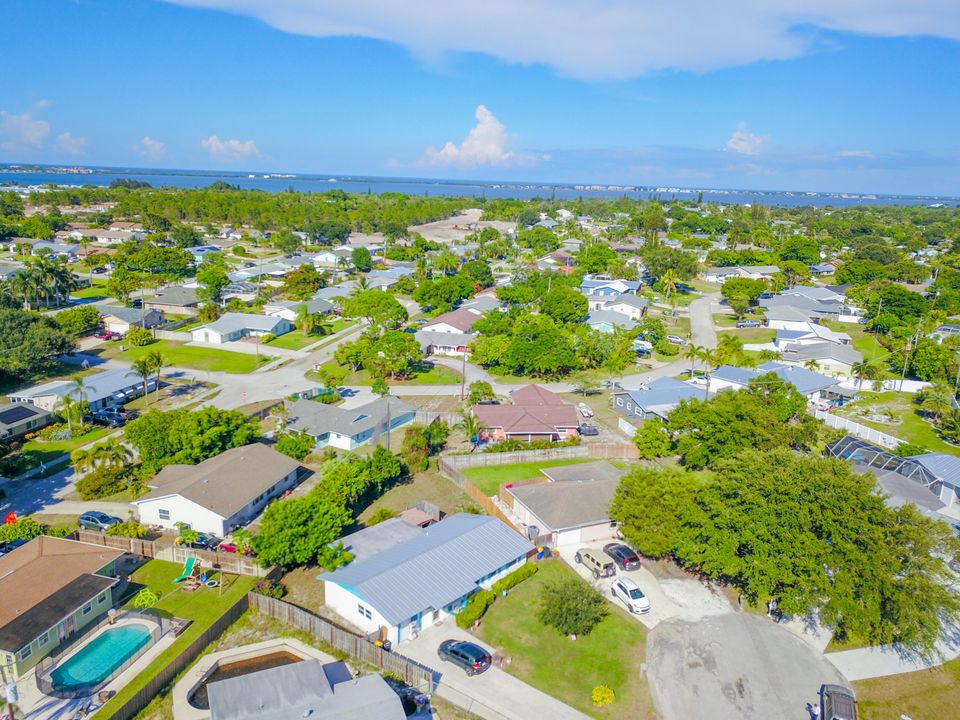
[200,135,261,161]
[163,1,960,79]
[414,105,546,169]
[56,132,88,155]
[837,149,876,159]
[140,136,166,159]
[0,111,50,150]
[725,123,767,156]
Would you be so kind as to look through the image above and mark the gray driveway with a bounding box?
[400,623,591,720]
[647,614,849,720]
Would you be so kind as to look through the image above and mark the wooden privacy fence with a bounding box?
[247,593,437,691]
[462,479,516,530]
[75,530,267,577]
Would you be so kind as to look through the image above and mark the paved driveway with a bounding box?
[647,614,850,720]
[555,544,732,630]
[400,623,590,720]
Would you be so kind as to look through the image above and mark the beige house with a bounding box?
[0,537,124,678]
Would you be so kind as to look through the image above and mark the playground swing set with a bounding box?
[172,556,222,592]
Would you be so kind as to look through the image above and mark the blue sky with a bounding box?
[1,0,959,195]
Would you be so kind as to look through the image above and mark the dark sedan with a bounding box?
[437,640,492,676]
[604,542,642,571]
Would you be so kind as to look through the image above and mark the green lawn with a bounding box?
[463,459,593,496]
[70,280,109,301]
[718,327,776,344]
[99,340,269,374]
[822,320,887,362]
[0,425,116,475]
[834,391,959,455]
[268,319,356,351]
[310,360,460,386]
[477,560,653,720]
[96,560,257,717]
[854,655,960,720]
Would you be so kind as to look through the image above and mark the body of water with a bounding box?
[1,166,956,208]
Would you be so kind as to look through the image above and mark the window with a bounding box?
[626,402,632,411]
[36,631,49,646]
[616,397,623,407]
[17,645,32,662]
[97,592,107,604]
[82,603,92,616]
[364,608,372,619]
[158,509,170,521]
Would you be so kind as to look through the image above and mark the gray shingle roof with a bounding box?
[323,514,533,625]
[615,377,702,416]
[509,476,619,532]
[712,362,840,396]
[99,305,162,325]
[198,312,287,335]
[147,286,199,307]
[336,518,424,563]
[780,342,862,366]
[286,396,415,439]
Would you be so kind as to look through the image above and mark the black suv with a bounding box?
[604,543,642,571]
[437,640,492,676]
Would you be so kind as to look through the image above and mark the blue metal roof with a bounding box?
[907,453,960,488]
[713,362,839,396]
[322,514,533,625]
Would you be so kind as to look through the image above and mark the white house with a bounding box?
[594,294,649,319]
[132,443,302,536]
[774,322,851,349]
[190,313,292,344]
[323,514,533,645]
[8,367,156,412]
[420,308,480,335]
[285,396,416,450]
[262,298,334,323]
[99,305,165,334]
[701,265,781,283]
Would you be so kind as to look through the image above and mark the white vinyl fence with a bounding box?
[814,410,900,449]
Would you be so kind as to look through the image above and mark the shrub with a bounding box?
[124,326,154,346]
[481,436,580,453]
[107,517,148,538]
[0,517,45,543]
[275,431,314,460]
[368,507,397,525]
[456,590,496,629]
[252,579,287,599]
[537,577,608,637]
[260,333,276,344]
[654,339,680,356]
[592,685,615,707]
[76,466,130,500]
[55,305,101,336]
[492,563,538,594]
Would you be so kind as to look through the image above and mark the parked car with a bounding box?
[218,540,254,555]
[91,266,107,274]
[578,424,600,436]
[437,640,492,676]
[666,334,687,345]
[603,542,642,571]
[736,320,762,328]
[476,399,499,405]
[85,410,126,428]
[78,511,122,531]
[177,532,221,550]
[577,402,594,418]
[611,577,651,614]
[94,330,121,341]
[574,548,616,579]
[820,684,858,720]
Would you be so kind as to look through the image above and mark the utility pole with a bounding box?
[460,349,467,401]
[899,321,923,392]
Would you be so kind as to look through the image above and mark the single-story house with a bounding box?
[0,537,124,679]
[764,305,820,330]
[593,294,648,319]
[99,305,165,334]
[78,229,143,246]
[459,294,502,314]
[779,342,863,377]
[286,396,416,450]
[809,263,836,276]
[420,308,480,334]
[8,367,156,412]
[929,324,960,344]
[335,518,425,564]
[710,362,853,405]
[416,329,474,357]
[473,385,579,443]
[313,283,356,301]
[144,286,201,317]
[702,265,781,283]
[262,297,334,323]
[208,658,406,720]
[190,313,292,344]
[0,404,51,440]
[774,322,851,348]
[613,377,704,421]
[31,241,79,259]
[229,262,293,281]
[189,245,223,264]
[323,514,533,645]
[505,461,624,546]
[313,248,354,268]
[580,277,642,298]
[585,309,638,333]
[132,443,303,536]
[0,263,21,281]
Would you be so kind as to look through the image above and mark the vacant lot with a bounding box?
[463,458,593,496]
[360,467,478,519]
[477,560,654,720]
[853,656,960,720]
[99,339,269,374]
[718,327,776,344]
[834,391,959,455]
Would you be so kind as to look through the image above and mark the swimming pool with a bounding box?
[51,623,153,692]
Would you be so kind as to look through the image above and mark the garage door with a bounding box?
[556,528,581,546]
[580,523,618,544]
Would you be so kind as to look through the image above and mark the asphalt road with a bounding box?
[647,613,849,720]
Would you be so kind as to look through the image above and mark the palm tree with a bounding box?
[130,358,154,403]
[714,334,744,366]
[145,350,166,402]
[67,375,89,424]
[55,395,77,434]
[455,410,485,452]
[851,360,878,391]
[296,303,317,335]
[99,438,133,469]
[803,359,821,372]
[682,343,706,377]
[269,403,288,432]
[434,250,460,276]
[70,447,96,475]
[661,269,679,300]
[351,276,371,294]
[919,384,954,424]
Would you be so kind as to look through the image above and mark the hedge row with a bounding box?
[456,590,496,629]
[492,562,538,594]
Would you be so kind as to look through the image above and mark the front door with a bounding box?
[57,616,75,643]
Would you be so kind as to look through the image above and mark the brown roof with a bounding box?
[0,537,123,649]
[472,404,579,435]
[510,385,566,406]
[422,308,479,333]
[134,443,301,519]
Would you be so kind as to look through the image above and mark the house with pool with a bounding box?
[322,514,534,646]
[0,536,123,679]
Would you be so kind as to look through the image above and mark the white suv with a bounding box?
[611,577,651,614]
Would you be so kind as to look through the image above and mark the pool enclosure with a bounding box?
[824,435,942,492]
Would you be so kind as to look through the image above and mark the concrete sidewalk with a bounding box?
[825,627,960,681]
